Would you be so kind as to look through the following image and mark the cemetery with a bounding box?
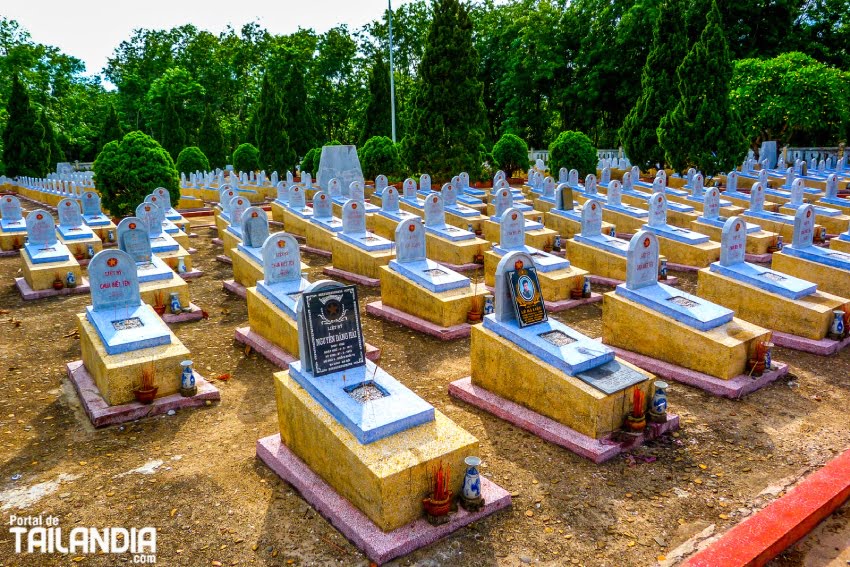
[2,0,850,564]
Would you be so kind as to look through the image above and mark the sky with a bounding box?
[4,0,418,77]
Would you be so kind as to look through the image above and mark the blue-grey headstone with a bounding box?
[608,180,623,207]
[719,216,747,267]
[403,178,417,199]
[727,171,739,193]
[26,210,57,245]
[494,250,534,323]
[328,178,342,198]
[136,202,163,237]
[558,167,568,184]
[88,249,140,312]
[241,207,269,248]
[424,193,445,228]
[349,181,365,202]
[625,231,660,290]
[276,181,289,203]
[153,187,172,208]
[382,186,400,212]
[568,169,579,187]
[395,218,426,263]
[652,177,665,194]
[289,186,306,209]
[342,200,367,234]
[375,175,388,193]
[750,183,765,213]
[1,195,22,222]
[622,171,633,191]
[556,183,574,211]
[420,173,432,193]
[302,172,312,189]
[792,204,816,249]
[493,188,513,217]
[600,167,611,185]
[704,188,721,220]
[262,232,302,284]
[500,208,525,249]
[458,172,470,190]
[81,192,102,216]
[229,196,249,227]
[543,176,556,198]
[118,218,153,264]
[790,179,806,206]
[647,192,667,227]
[58,198,83,228]
[313,189,333,219]
[826,174,838,199]
[692,173,704,198]
[442,183,458,206]
[585,174,597,195]
[581,199,603,237]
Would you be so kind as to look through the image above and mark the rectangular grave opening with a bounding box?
[422,268,448,277]
[538,330,576,347]
[828,252,850,259]
[360,236,380,242]
[111,317,143,331]
[667,296,700,308]
[443,227,460,233]
[344,381,389,403]
[137,262,155,271]
[760,271,787,282]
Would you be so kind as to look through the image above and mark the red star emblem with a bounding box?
[352,203,358,210]
[251,211,258,218]
[806,209,812,218]
[277,239,286,248]
[129,222,136,229]
[408,224,415,232]
[514,260,524,270]
[107,257,117,267]
[643,237,650,248]
[36,213,43,220]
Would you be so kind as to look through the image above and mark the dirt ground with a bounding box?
[0,212,848,566]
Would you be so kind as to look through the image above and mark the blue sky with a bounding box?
[6,0,418,76]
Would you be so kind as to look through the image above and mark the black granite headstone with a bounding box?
[302,285,366,377]
[507,265,547,328]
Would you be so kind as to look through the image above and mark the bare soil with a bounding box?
[0,214,848,566]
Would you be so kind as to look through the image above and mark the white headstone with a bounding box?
[581,199,603,237]
[652,177,666,194]
[241,206,270,248]
[585,174,597,195]
[568,169,579,187]
[403,178,417,199]
[442,183,458,206]
[622,171,633,191]
[719,216,747,266]
[727,171,739,193]
[313,189,333,219]
[276,181,289,203]
[625,231,660,290]
[118,218,153,264]
[382,186,400,212]
[600,167,611,185]
[136,202,163,237]
[790,179,805,206]
[302,172,312,189]
[289,185,306,209]
[492,188,514,217]
[692,173,704,198]
[556,184,574,211]
[342,200,367,234]
[58,198,83,228]
[825,174,838,199]
[424,194,445,228]
[229,196,249,227]
[499,208,525,250]
[88,250,140,312]
[749,182,765,212]
[262,232,302,284]
[647,192,667,227]
[792,204,815,249]
[607,180,623,207]
[558,168,568,184]
[1,195,23,222]
[349,181,365,202]
[26,210,57,245]
[420,173,432,193]
[703,187,721,220]
[395,218,426,263]
[375,174,388,193]
[328,178,342,198]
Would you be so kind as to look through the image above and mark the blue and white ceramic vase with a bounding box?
[177,256,187,274]
[180,360,196,397]
[659,259,668,280]
[462,456,482,501]
[86,244,95,258]
[776,235,783,250]
[65,271,76,288]
[553,235,562,251]
[830,310,846,339]
[107,230,115,242]
[484,294,495,315]
[581,276,591,298]
[651,381,669,415]
[609,225,617,237]
[169,292,182,314]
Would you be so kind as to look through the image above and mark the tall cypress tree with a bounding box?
[99,104,124,152]
[658,0,747,175]
[256,73,295,173]
[198,105,227,168]
[269,47,319,159]
[158,94,186,160]
[2,75,47,177]
[360,57,393,145]
[619,0,689,171]
[39,108,64,172]
[402,0,486,177]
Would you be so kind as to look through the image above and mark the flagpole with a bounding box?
[388,0,397,143]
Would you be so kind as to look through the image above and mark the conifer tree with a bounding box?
[2,75,47,177]
[619,0,689,171]
[158,94,186,160]
[99,104,124,152]
[269,47,319,159]
[197,105,227,168]
[256,73,295,172]
[402,0,487,177]
[360,57,393,145]
[658,0,748,175]
[40,108,64,172]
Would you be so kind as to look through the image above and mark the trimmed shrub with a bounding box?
[232,143,260,173]
[359,136,403,180]
[492,133,529,176]
[175,146,210,175]
[548,131,597,177]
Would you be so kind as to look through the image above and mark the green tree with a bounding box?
[266,46,318,158]
[93,131,179,217]
[402,0,486,177]
[491,133,529,176]
[143,67,204,153]
[157,94,187,159]
[197,105,227,168]
[255,73,295,173]
[359,136,403,179]
[658,0,747,175]
[360,56,392,144]
[2,75,46,177]
[300,147,321,175]
[232,142,260,172]
[98,104,124,152]
[175,146,210,174]
[548,131,597,176]
[730,52,849,147]
[620,0,689,171]
[39,108,63,171]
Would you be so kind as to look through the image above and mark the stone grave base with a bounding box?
[772,330,850,356]
[301,244,332,257]
[817,198,850,216]
[16,276,90,300]
[67,360,219,428]
[742,214,824,242]
[156,246,193,271]
[58,234,103,260]
[139,276,191,312]
[602,292,772,380]
[481,220,556,250]
[77,313,190,406]
[449,377,679,464]
[589,274,680,287]
[178,269,203,280]
[257,433,510,565]
[599,208,649,235]
[169,230,191,251]
[398,200,425,218]
[269,201,286,224]
[328,237,394,281]
[655,236,720,268]
[305,222,338,255]
[829,238,850,254]
[161,303,204,324]
[231,248,263,289]
[608,346,789,399]
[697,269,848,341]
[444,212,487,234]
[531,197,556,213]
[567,238,631,282]
[0,248,20,257]
[779,206,850,235]
[0,232,27,252]
[690,220,777,256]
[772,252,850,299]
[378,266,483,328]
[223,279,247,298]
[435,260,482,273]
[368,213,400,241]
[366,301,472,340]
[484,251,588,303]
[216,254,232,265]
[470,325,655,440]
[426,233,490,268]
[271,370,482,532]
[21,252,83,291]
[322,266,380,286]
[544,210,616,242]
[281,209,311,238]
[220,229,240,260]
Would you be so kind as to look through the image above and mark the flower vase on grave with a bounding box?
[169,292,182,314]
[177,256,187,274]
[483,294,495,315]
[625,388,647,432]
[107,230,115,242]
[460,456,484,512]
[649,381,669,423]
[65,271,77,288]
[180,360,197,397]
[659,259,668,281]
[828,310,846,341]
[52,274,64,290]
[581,276,591,298]
[553,234,562,252]
[86,244,95,258]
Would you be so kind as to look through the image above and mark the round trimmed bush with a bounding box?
[359,136,403,180]
[232,143,260,173]
[300,147,321,176]
[548,131,597,177]
[175,146,210,175]
[492,133,528,177]
[93,131,179,217]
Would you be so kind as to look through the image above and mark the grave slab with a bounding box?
[20,249,83,291]
[67,360,218,428]
[366,301,472,340]
[15,276,90,300]
[328,236,394,282]
[772,250,850,300]
[483,250,586,302]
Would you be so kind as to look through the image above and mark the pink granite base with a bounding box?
[66,360,220,428]
[211,238,223,247]
[365,301,471,340]
[544,292,603,312]
[448,377,680,464]
[607,346,790,399]
[434,260,482,273]
[269,220,284,229]
[215,254,232,265]
[745,252,773,263]
[772,330,850,356]
[322,266,380,287]
[222,279,246,298]
[178,269,204,280]
[161,303,204,324]
[0,249,20,258]
[301,244,332,258]
[16,277,91,300]
[666,262,701,272]
[186,247,198,255]
[235,326,381,368]
[256,433,511,565]
[589,275,680,287]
